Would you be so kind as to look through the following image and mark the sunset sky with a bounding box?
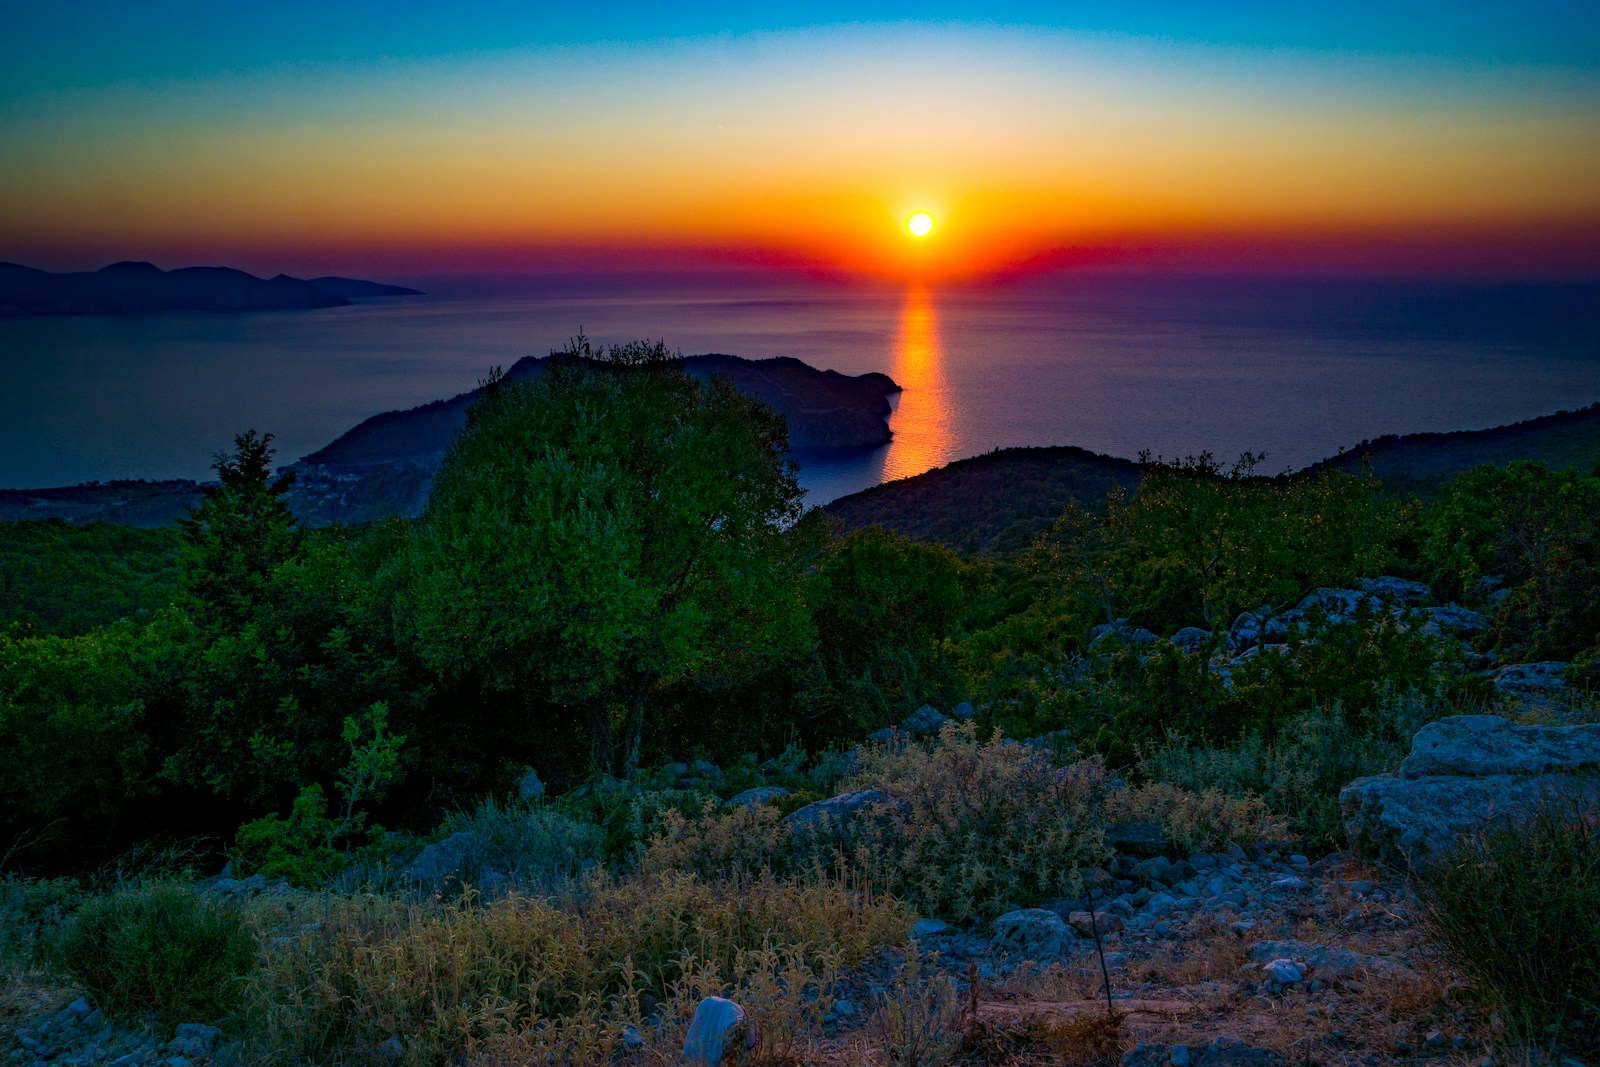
[3,2,1598,280]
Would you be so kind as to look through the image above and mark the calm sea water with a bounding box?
[2,273,1596,505]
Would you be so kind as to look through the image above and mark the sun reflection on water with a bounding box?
[882,287,956,482]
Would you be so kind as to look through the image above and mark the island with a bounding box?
[0,261,421,315]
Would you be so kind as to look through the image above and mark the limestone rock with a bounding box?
[1416,604,1487,638]
[1169,627,1211,653]
[1247,939,1415,985]
[901,704,952,737]
[726,786,790,809]
[992,908,1079,958]
[1341,714,1600,868]
[1493,661,1570,698]
[683,996,752,1066]
[1400,715,1600,778]
[1358,576,1433,605]
[781,788,889,834]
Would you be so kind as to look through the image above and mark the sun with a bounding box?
[906,211,936,239]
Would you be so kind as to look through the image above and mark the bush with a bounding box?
[1417,799,1600,1051]
[433,795,605,894]
[1108,781,1286,854]
[839,723,1111,922]
[245,870,908,1066]
[59,882,256,1026]
[866,944,965,1067]
[0,875,77,970]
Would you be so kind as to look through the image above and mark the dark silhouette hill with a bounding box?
[307,276,423,298]
[0,261,410,315]
[822,447,1143,556]
[1307,402,1600,492]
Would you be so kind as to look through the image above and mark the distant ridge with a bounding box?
[1308,402,1600,491]
[308,276,423,298]
[0,261,415,315]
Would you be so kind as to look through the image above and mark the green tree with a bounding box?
[178,430,303,632]
[392,338,810,774]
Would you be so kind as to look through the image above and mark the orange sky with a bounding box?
[3,25,1598,279]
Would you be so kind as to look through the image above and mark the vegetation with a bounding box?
[1418,800,1600,1052]
[1,333,1596,1063]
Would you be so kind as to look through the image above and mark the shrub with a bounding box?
[232,784,344,887]
[839,724,1111,922]
[865,944,965,1067]
[1417,799,1600,1051]
[432,795,604,895]
[637,801,789,882]
[0,875,77,970]
[1108,781,1286,854]
[59,882,256,1026]
[245,870,908,1066]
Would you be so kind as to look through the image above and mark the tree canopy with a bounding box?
[392,338,812,773]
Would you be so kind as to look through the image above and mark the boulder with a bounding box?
[901,704,952,738]
[1089,619,1159,649]
[949,701,978,722]
[726,785,790,809]
[682,996,753,1067]
[781,788,890,834]
[1229,608,1289,650]
[515,767,545,802]
[1340,715,1600,868]
[1169,627,1211,653]
[1067,910,1125,937]
[991,908,1079,958]
[1400,715,1600,778]
[1416,604,1488,638]
[1493,661,1570,699]
[1358,576,1433,605]
[406,830,506,895]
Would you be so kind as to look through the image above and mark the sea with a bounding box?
[2,272,1597,506]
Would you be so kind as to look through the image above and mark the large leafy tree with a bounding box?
[393,338,811,774]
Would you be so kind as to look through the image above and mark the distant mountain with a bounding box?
[307,276,423,298]
[285,353,901,525]
[0,261,405,315]
[823,447,1143,556]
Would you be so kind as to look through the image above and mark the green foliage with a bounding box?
[393,337,810,774]
[0,875,77,970]
[232,785,344,887]
[1424,461,1600,659]
[431,796,604,894]
[178,430,304,633]
[1033,454,1402,634]
[0,624,152,864]
[60,881,256,1026]
[0,520,180,636]
[806,525,970,732]
[1418,800,1600,1051]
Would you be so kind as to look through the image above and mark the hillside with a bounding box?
[823,446,1143,556]
[1308,401,1600,491]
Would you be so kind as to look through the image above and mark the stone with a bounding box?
[1341,715,1600,868]
[991,908,1079,958]
[1133,856,1172,884]
[66,998,91,1018]
[377,1035,405,1061]
[725,786,789,809]
[1247,939,1415,985]
[1400,715,1600,778]
[1417,604,1488,638]
[1090,619,1159,649]
[515,767,545,801]
[1123,1037,1286,1067]
[949,701,977,721]
[683,996,752,1066]
[1067,910,1125,937]
[1169,627,1211,653]
[909,918,952,939]
[781,788,890,834]
[1263,959,1303,984]
[407,830,483,889]
[663,762,690,778]
[1493,661,1570,699]
[833,998,856,1017]
[901,704,952,737]
[169,1023,220,1058]
[1359,576,1433,605]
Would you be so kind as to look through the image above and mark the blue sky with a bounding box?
[4,1,1598,99]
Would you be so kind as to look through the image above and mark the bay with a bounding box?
[1,272,1596,505]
